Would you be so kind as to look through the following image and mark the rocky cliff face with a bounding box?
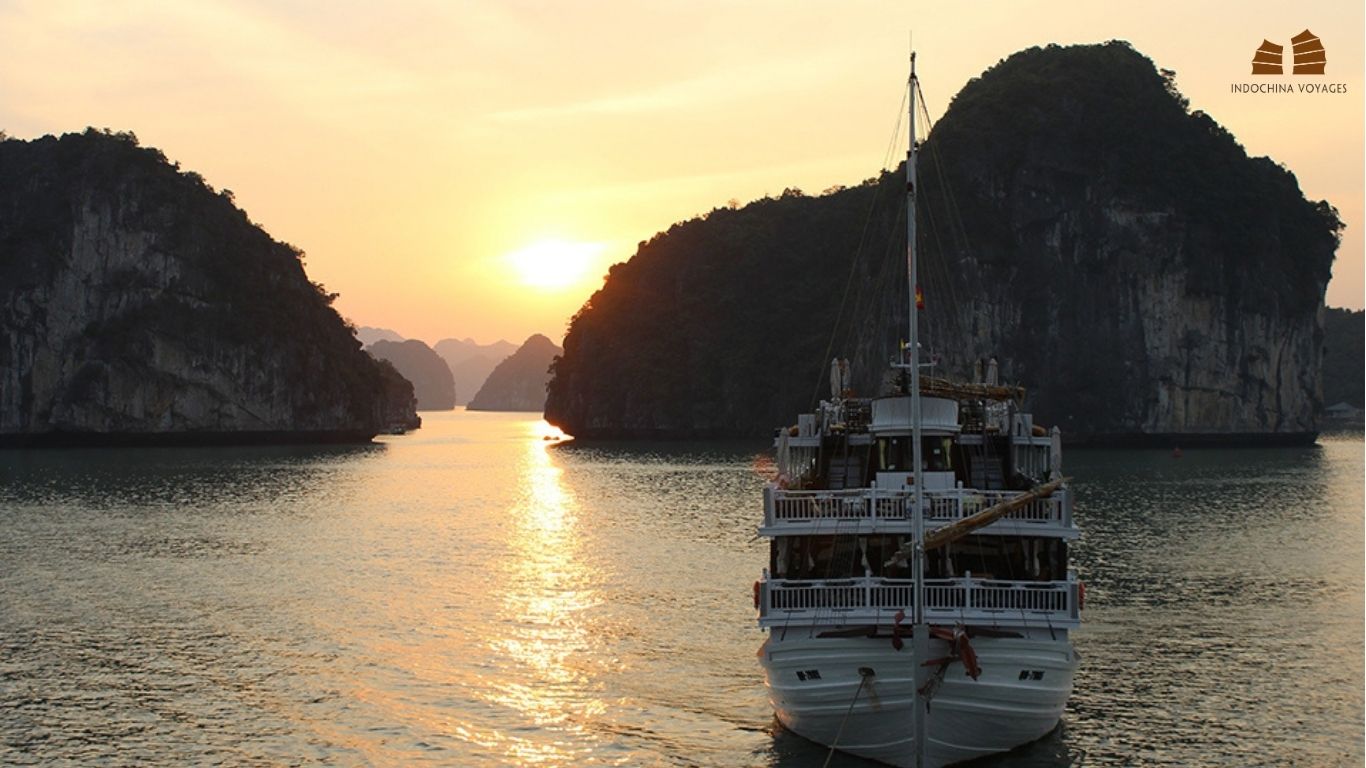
[468,334,561,412]
[367,339,456,410]
[0,129,419,445]
[864,43,1338,440]
[545,43,1341,442]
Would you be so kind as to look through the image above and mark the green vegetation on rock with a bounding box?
[546,42,1342,441]
[0,129,418,444]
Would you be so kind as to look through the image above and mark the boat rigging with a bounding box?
[754,51,1082,768]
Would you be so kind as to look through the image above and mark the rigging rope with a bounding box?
[914,78,970,364]
[919,77,991,351]
[807,85,908,410]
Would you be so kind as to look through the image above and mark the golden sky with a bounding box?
[1,0,1361,346]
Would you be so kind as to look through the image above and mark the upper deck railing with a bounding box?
[761,486,1074,536]
[757,575,1079,628]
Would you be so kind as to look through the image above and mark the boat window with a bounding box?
[938,536,1064,581]
[877,438,906,471]
[773,535,1064,581]
[774,535,910,579]
[874,437,950,472]
[878,437,953,471]
[925,437,952,471]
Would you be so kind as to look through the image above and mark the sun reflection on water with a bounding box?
[479,420,606,764]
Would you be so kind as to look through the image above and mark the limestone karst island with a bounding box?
[545,43,1355,444]
[0,130,418,446]
[0,44,1359,449]
[1,7,1363,766]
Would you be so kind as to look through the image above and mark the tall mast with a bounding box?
[906,50,929,768]
[907,53,923,585]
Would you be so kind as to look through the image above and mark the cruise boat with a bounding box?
[755,54,1082,768]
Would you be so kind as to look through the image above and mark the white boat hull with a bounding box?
[761,632,1077,767]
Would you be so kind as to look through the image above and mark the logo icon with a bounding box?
[1290,30,1325,74]
[1252,40,1284,74]
[1252,30,1325,75]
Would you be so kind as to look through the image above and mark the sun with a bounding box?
[504,239,604,290]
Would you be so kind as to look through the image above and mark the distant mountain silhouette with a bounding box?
[357,326,405,346]
[367,339,457,410]
[433,337,518,406]
[1322,307,1363,408]
[467,334,562,412]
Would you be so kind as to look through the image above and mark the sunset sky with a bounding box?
[1,0,1361,346]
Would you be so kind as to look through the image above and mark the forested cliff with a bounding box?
[0,129,419,445]
[545,43,1342,442]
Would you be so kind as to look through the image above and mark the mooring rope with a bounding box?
[822,667,875,768]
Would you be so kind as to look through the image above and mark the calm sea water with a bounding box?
[2,411,1361,766]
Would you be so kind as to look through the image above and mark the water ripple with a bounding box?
[1,416,1360,766]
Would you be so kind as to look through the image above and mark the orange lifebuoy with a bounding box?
[1078,581,1086,611]
[753,580,761,609]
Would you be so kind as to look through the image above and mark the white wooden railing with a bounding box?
[763,486,1073,531]
[758,576,1079,628]
[926,488,1070,526]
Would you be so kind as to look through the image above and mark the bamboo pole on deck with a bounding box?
[919,376,1025,403]
[922,478,1067,551]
